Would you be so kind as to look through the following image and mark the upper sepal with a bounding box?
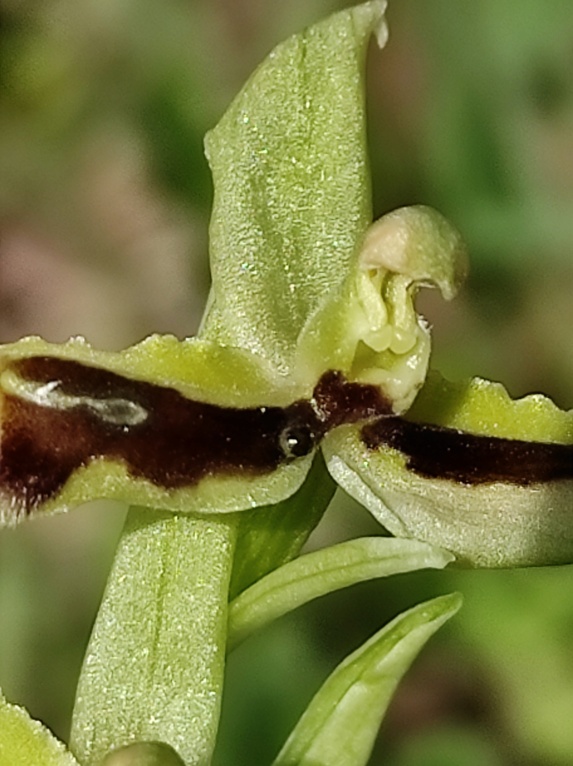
[201,1,387,376]
[202,0,467,415]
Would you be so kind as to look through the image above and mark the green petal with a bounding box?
[228,537,454,651]
[201,1,387,379]
[410,370,573,442]
[324,371,573,567]
[0,691,79,766]
[295,205,467,411]
[271,593,462,766]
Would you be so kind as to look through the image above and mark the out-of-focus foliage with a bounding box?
[1,1,573,765]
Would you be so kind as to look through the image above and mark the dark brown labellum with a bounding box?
[0,357,391,516]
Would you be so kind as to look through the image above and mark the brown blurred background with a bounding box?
[2,1,573,764]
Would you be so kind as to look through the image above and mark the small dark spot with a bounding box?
[279,422,316,459]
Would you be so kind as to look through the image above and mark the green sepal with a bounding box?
[271,593,462,766]
[324,371,573,567]
[0,690,80,766]
[202,8,468,414]
[228,537,454,651]
[201,1,388,379]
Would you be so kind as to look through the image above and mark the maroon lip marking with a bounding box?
[312,370,393,430]
[0,357,392,516]
[361,417,573,486]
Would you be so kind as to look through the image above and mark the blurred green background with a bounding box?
[2,1,573,764]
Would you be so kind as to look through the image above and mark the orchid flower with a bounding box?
[1,3,571,765]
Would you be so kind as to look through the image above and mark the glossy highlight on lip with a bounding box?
[361,416,573,486]
[0,357,392,515]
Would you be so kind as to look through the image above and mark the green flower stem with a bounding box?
[69,508,238,766]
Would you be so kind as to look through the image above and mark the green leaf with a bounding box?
[228,537,454,651]
[324,371,573,567]
[201,1,387,381]
[0,691,79,766]
[271,593,462,766]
